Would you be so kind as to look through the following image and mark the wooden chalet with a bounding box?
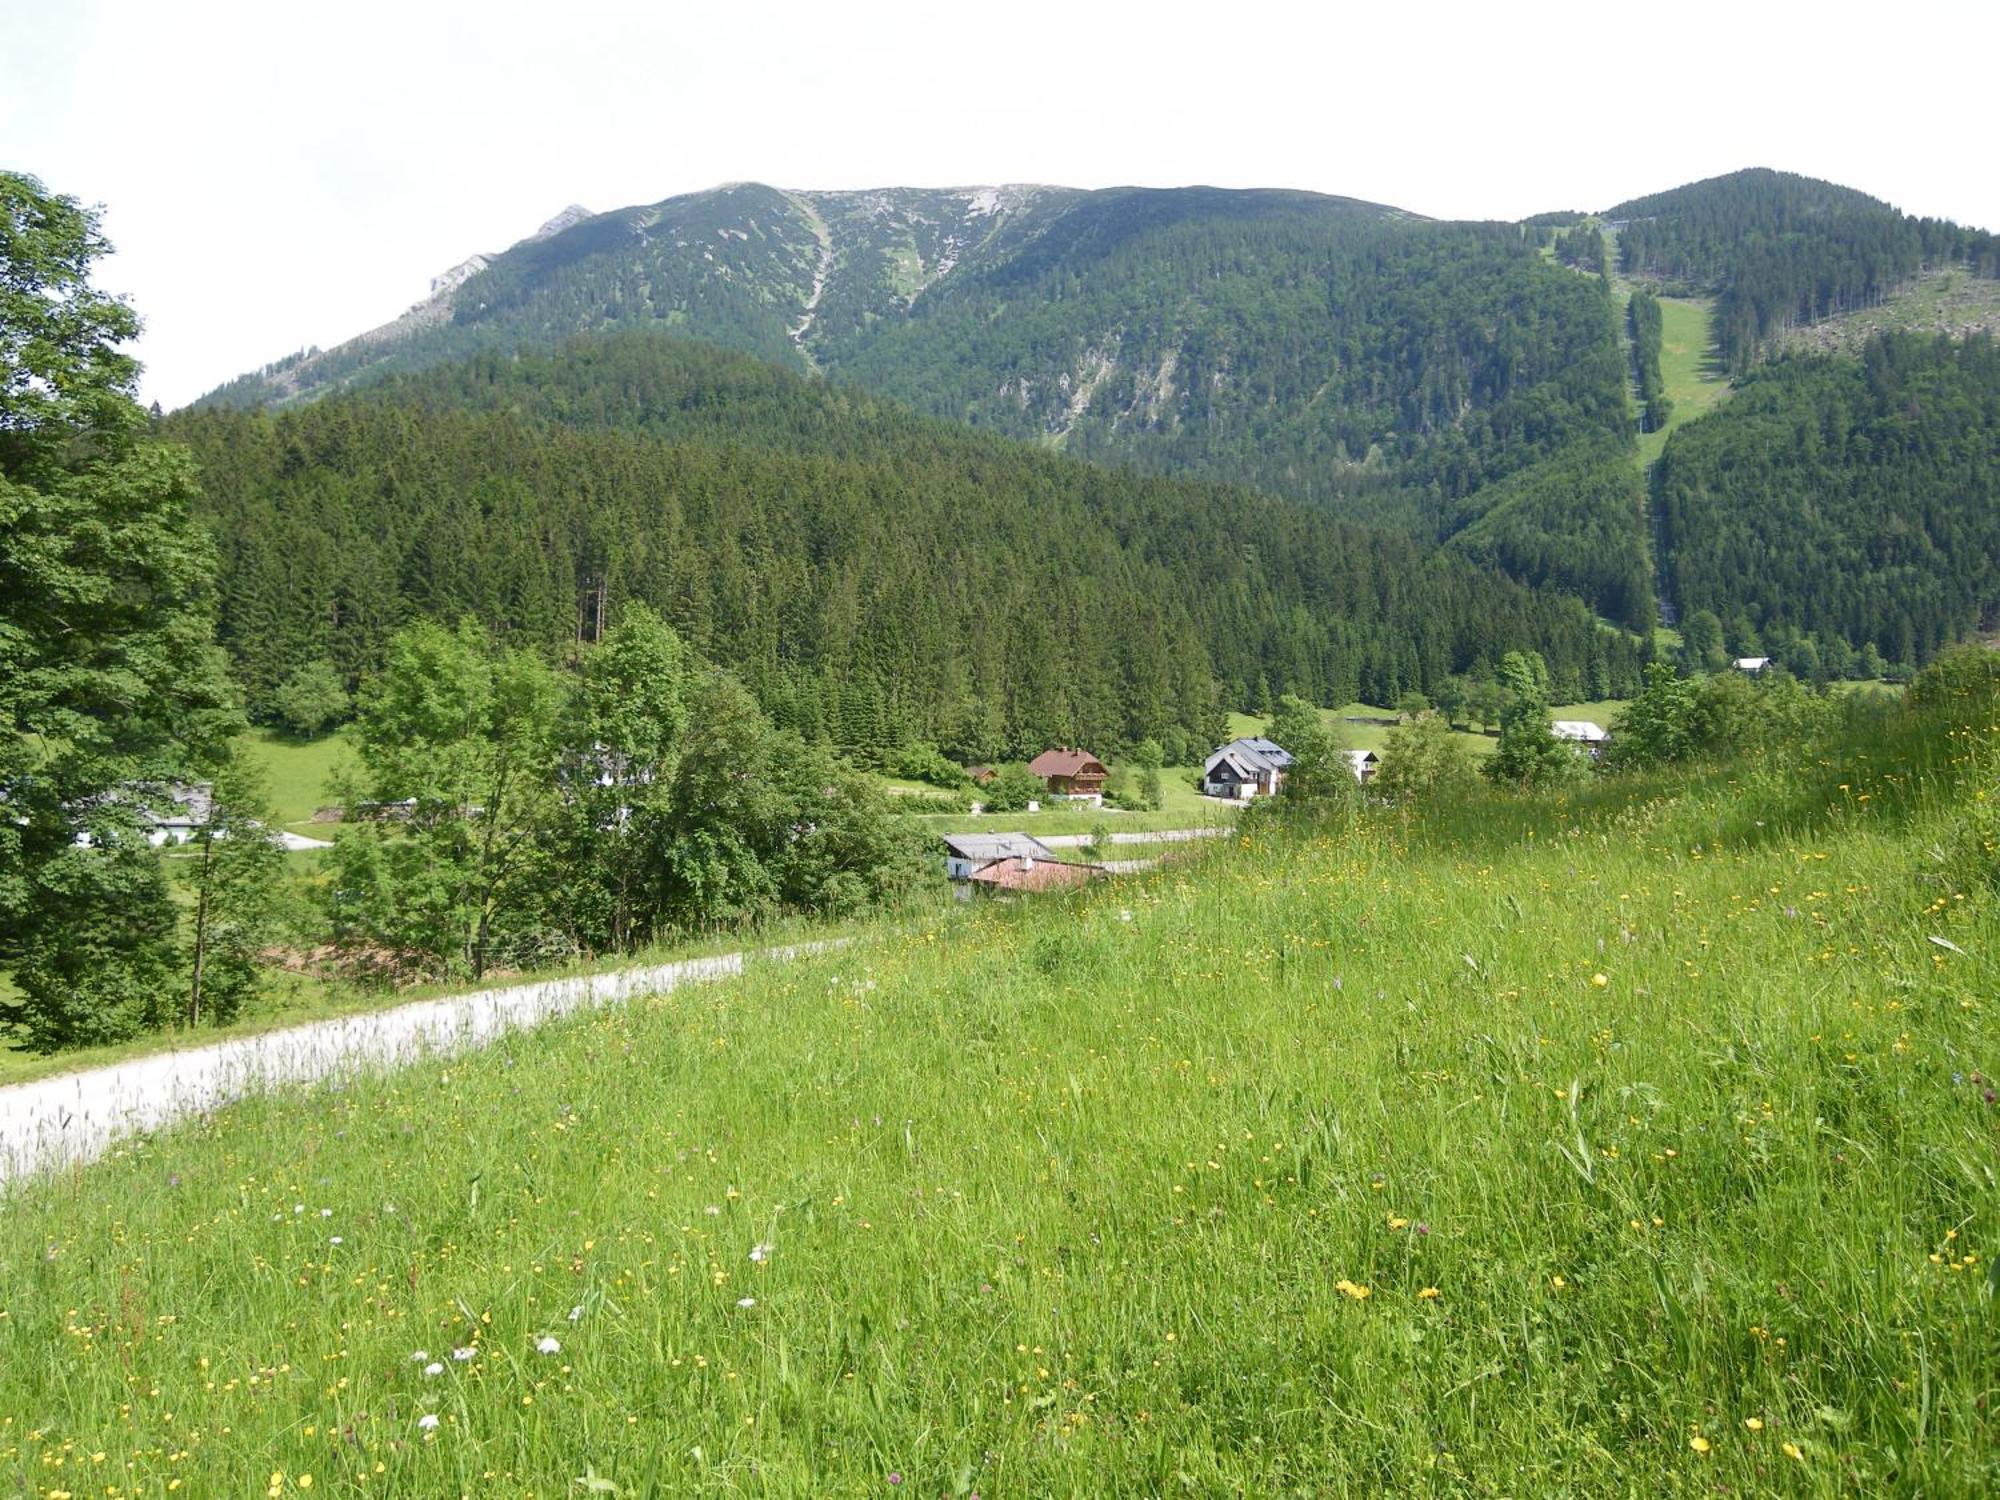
[1028,747,1109,803]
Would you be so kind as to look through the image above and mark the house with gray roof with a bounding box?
[940,831,1062,881]
[1202,738,1294,799]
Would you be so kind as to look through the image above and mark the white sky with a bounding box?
[7,0,1996,408]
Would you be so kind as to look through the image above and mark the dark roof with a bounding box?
[1204,737,1293,777]
[1028,748,1106,778]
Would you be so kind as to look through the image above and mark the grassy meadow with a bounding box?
[1637,296,1734,468]
[4,692,1997,1495]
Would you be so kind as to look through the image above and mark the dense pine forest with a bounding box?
[170,333,1646,760]
[1657,332,2000,663]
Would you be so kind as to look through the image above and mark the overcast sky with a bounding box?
[8,0,1996,408]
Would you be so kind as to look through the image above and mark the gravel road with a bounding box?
[0,941,837,1186]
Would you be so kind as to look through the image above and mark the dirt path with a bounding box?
[0,940,841,1186]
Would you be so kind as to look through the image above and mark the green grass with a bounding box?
[1637,295,1733,468]
[1225,701,1614,761]
[6,719,1996,1493]
[235,727,354,832]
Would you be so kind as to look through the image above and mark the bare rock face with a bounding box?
[428,254,492,300]
[530,205,593,241]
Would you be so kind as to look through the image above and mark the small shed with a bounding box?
[966,855,1105,895]
[1551,720,1611,758]
[940,832,1060,882]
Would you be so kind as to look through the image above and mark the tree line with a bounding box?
[1628,288,1672,433]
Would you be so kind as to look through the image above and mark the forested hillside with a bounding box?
[200,187,1632,520]
[1609,168,1990,372]
[190,169,2000,657]
[1657,332,2000,664]
[169,334,1644,757]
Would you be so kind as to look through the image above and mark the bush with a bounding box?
[981,764,1045,813]
[888,740,970,789]
[270,659,350,738]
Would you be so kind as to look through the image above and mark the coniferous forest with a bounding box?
[1657,332,2000,663]
[170,333,1645,761]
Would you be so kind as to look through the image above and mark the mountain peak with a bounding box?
[530,204,592,242]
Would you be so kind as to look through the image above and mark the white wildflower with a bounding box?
[736,1297,757,1308]
[417,1413,439,1431]
[409,1350,430,1363]
[749,1241,773,1263]
[451,1347,476,1362]
[536,1336,561,1355]
[568,1305,584,1323]
[423,1362,443,1377]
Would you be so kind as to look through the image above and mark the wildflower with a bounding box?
[1418,1287,1441,1299]
[749,1241,773,1263]
[410,1350,430,1362]
[329,1236,343,1246]
[423,1362,443,1377]
[568,1305,584,1322]
[1550,1275,1566,1290]
[1118,908,1133,922]
[1782,1442,1804,1461]
[1689,1435,1710,1454]
[451,1347,476,1362]
[319,1208,332,1218]
[704,1205,721,1217]
[887,1474,903,1487]
[1590,973,1608,988]
[298,1477,313,1490]
[737,1297,757,1308]
[1743,1417,1763,1431]
[417,1414,439,1431]
[536,1336,561,1355]
[1388,1216,1409,1230]
[1335,1279,1371,1300]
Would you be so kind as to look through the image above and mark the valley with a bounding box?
[5,151,2000,1497]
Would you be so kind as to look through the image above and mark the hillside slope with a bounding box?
[171,334,1644,752]
[1656,331,2000,666]
[6,673,1996,1492]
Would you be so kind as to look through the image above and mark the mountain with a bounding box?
[200,183,1635,500]
[195,169,2000,665]
[167,332,1644,755]
[1606,168,1990,372]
